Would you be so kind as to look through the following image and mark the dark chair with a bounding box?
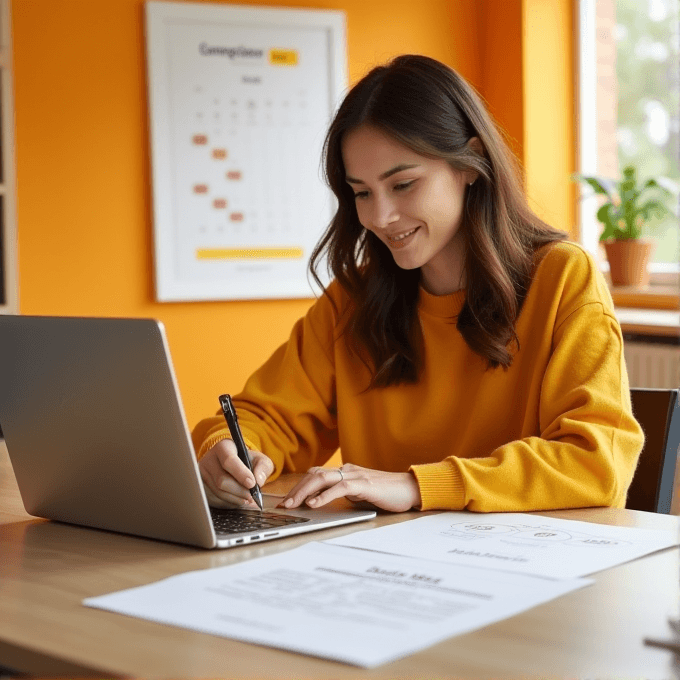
[627,388,680,514]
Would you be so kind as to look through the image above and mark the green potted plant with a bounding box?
[572,165,678,287]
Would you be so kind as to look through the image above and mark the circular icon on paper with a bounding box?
[456,523,515,535]
[511,529,572,542]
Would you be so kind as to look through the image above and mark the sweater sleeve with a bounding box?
[191,285,342,480]
[411,266,644,513]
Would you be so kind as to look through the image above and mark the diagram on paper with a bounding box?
[440,521,633,549]
[326,511,676,579]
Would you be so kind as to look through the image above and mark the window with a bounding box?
[0,0,16,314]
[578,0,680,283]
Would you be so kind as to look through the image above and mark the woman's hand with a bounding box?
[280,464,422,513]
[198,439,274,508]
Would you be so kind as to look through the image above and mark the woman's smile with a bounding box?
[386,226,420,248]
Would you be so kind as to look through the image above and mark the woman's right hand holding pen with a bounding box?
[198,440,274,508]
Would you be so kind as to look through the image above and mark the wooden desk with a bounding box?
[1,441,680,679]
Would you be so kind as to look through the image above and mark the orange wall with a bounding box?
[12,0,482,429]
[523,0,577,236]
[478,0,577,237]
[11,0,575,431]
[479,0,524,162]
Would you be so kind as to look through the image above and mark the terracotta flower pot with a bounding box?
[603,239,654,287]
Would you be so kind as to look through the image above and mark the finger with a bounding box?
[201,452,253,504]
[305,479,352,508]
[214,442,258,491]
[198,456,225,498]
[281,468,344,508]
[199,465,248,508]
[203,450,250,498]
[252,454,275,487]
[279,473,322,508]
[303,467,352,508]
[202,481,240,509]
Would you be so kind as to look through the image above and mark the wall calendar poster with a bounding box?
[145,2,347,301]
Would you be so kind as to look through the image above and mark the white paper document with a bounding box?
[83,542,590,668]
[326,512,678,579]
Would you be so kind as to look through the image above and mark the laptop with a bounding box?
[0,315,376,548]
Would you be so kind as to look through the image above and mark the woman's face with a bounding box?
[341,124,478,295]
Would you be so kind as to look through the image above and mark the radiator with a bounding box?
[624,340,680,388]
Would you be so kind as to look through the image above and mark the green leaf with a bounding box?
[598,222,618,242]
[596,203,616,224]
[620,180,637,203]
[637,199,669,221]
[572,173,618,199]
[645,177,679,196]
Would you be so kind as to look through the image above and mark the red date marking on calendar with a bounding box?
[212,148,227,160]
[193,184,208,194]
[192,134,208,145]
[227,171,242,181]
[213,198,227,209]
[230,212,244,221]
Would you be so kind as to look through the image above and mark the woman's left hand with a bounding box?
[279,464,422,513]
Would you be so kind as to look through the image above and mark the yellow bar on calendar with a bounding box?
[268,49,298,66]
[196,247,303,260]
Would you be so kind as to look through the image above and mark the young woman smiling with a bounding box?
[192,55,643,514]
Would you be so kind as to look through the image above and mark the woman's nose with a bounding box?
[371,196,399,230]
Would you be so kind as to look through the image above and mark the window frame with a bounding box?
[0,0,17,315]
[577,0,680,291]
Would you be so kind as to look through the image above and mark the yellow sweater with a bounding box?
[192,242,643,512]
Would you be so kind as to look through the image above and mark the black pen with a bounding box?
[219,394,264,512]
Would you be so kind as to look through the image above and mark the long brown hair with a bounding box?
[309,55,566,388]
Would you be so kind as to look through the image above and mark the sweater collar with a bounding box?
[418,286,466,317]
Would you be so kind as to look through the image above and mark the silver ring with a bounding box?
[337,467,344,482]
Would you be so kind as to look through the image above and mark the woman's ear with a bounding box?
[466,136,484,184]
[467,136,484,155]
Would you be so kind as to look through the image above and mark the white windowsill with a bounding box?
[615,307,680,337]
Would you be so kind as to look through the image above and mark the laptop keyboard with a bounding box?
[210,508,310,535]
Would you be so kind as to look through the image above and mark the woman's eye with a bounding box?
[394,180,415,192]
[353,190,369,200]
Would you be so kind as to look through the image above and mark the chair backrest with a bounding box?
[627,388,680,514]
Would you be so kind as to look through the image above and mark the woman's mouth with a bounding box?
[386,227,419,249]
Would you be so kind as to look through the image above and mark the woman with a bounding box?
[192,55,643,514]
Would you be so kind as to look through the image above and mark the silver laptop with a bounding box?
[0,315,375,548]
